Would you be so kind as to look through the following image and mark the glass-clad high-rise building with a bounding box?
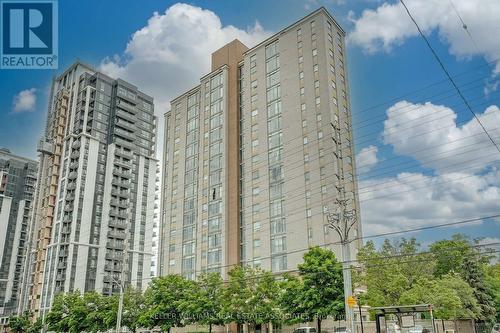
[22,62,157,317]
[0,149,37,325]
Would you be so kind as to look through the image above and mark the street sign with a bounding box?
[347,296,357,308]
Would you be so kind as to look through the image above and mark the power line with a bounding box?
[350,56,499,117]
[181,214,500,276]
[127,241,500,283]
[399,0,500,154]
[447,0,483,58]
[353,214,500,243]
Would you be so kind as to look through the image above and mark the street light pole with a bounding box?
[114,233,129,333]
[114,278,124,333]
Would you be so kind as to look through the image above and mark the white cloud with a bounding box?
[360,101,500,235]
[348,0,500,74]
[360,168,500,235]
[100,3,271,159]
[356,145,378,172]
[12,88,37,113]
[100,3,270,115]
[382,101,500,173]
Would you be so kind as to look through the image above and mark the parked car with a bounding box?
[491,323,500,333]
[293,327,317,333]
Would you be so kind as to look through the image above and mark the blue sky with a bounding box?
[1,0,499,249]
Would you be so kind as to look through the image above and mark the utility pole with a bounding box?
[115,233,129,333]
[326,122,357,333]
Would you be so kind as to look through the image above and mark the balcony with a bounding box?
[111,188,130,199]
[110,199,128,208]
[66,182,76,190]
[72,140,81,149]
[116,99,136,113]
[114,148,133,159]
[64,204,73,212]
[112,179,130,188]
[116,109,135,122]
[108,219,128,229]
[106,241,125,250]
[108,230,127,239]
[109,210,128,219]
[114,137,134,150]
[105,263,123,272]
[70,151,80,159]
[65,193,75,201]
[57,262,66,269]
[115,128,135,141]
[68,171,78,180]
[69,161,79,170]
[115,119,135,132]
[61,226,71,235]
[112,169,131,179]
[114,158,132,169]
[56,273,66,281]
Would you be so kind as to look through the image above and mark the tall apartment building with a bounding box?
[0,149,37,325]
[22,62,157,317]
[159,8,361,278]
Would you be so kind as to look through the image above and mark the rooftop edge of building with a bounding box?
[165,6,344,116]
[243,6,345,56]
[0,148,38,165]
[54,60,154,101]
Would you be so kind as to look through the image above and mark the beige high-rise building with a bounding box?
[159,7,361,278]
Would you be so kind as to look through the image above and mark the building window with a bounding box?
[272,255,287,271]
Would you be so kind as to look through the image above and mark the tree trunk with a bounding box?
[317,318,322,333]
[210,323,213,333]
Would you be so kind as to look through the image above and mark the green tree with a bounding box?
[82,291,112,333]
[104,287,149,333]
[179,272,225,333]
[430,234,477,278]
[222,266,254,327]
[138,275,195,332]
[485,263,500,321]
[400,274,480,319]
[355,239,432,307]
[7,312,31,333]
[27,317,43,333]
[431,235,496,322]
[222,266,282,331]
[280,274,305,324]
[46,291,83,333]
[460,252,496,322]
[282,247,344,333]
